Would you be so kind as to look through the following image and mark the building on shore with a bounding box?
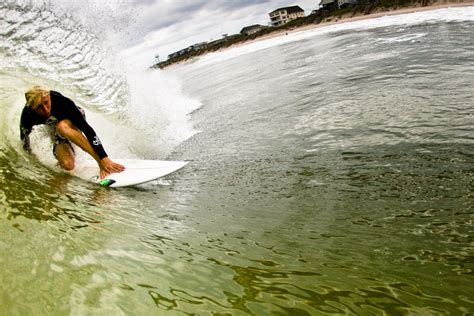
[269,6,305,27]
[240,24,267,36]
[320,0,357,9]
[319,0,337,10]
[167,42,208,60]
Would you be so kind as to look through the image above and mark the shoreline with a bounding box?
[237,2,474,46]
[166,2,473,68]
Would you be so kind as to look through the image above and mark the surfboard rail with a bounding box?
[73,159,188,187]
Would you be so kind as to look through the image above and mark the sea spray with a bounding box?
[122,67,200,159]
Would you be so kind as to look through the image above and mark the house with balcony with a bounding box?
[269,6,305,27]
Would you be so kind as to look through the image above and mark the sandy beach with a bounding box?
[168,1,473,67]
[246,1,474,44]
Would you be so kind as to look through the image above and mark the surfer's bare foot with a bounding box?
[99,157,125,179]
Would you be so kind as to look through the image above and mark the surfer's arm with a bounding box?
[20,125,32,153]
[19,107,37,154]
[64,100,108,159]
[61,101,124,178]
[76,120,108,160]
[56,118,124,178]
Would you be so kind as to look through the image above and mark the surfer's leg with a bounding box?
[55,119,101,162]
[53,137,75,170]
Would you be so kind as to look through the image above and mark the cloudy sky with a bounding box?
[110,0,320,65]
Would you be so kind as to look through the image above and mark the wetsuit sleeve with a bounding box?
[62,99,108,160]
[19,107,35,153]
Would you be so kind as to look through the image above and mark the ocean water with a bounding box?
[1,2,473,315]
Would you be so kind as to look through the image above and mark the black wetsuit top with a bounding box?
[19,90,108,159]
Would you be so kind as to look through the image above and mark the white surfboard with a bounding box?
[74,159,188,188]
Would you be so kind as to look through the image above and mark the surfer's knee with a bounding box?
[61,158,75,171]
[57,149,75,170]
[54,142,75,171]
[56,119,74,137]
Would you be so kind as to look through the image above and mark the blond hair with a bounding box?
[25,86,50,110]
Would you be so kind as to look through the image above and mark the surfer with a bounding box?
[20,86,125,179]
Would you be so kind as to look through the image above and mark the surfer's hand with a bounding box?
[99,157,125,179]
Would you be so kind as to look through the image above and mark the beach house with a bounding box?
[269,6,305,27]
